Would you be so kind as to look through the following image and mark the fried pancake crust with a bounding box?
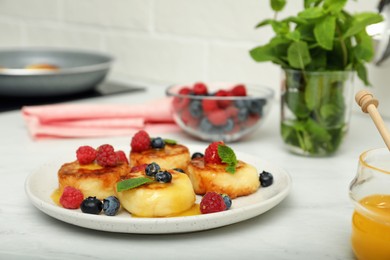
[186,158,260,199]
[58,161,129,200]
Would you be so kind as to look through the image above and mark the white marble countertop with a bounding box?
[0,85,387,260]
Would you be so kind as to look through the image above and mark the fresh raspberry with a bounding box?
[215,89,232,108]
[59,186,84,209]
[76,145,97,165]
[180,109,199,127]
[225,106,239,118]
[173,87,192,110]
[115,150,128,164]
[200,192,227,214]
[204,141,224,164]
[207,109,229,126]
[192,82,208,95]
[202,99,219,112]
[130,164,148,173]
[231,84,247,96]
[96,144,117,167]
[131,130,151,152]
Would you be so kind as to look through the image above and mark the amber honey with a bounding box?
[351,194,390,260]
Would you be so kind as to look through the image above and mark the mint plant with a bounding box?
[250,0,383,155]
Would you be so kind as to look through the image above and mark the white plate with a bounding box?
[25,145,292,234]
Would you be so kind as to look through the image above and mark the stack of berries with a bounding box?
[171,82,267,137]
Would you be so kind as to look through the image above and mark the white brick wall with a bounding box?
[0,0,378,94]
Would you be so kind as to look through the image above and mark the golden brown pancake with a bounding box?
[58,160,129,200]
[129,144,190,171]
[186,158,260,199]
[115,169,196,217]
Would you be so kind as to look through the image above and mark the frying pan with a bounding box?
[0,48,113,97]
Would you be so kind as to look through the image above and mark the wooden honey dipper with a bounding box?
[355,90,390,150]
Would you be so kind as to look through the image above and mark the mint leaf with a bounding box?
[287,41,311,69]
[116,177,154,192]
[217,145,238,174]
[314,16,336,50]
[271,0,286,12]
[163,138,177,145]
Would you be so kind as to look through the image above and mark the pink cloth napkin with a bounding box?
[22,98,181,139]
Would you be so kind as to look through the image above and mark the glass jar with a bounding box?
[349,147,390,260]
[280,69,354,156]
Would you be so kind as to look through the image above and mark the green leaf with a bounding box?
[255,19,274,28]
[304,73,323,110]
[343,12,383,39]
[314,16,336,50]
[324,0,347,13]
[250,43,287,66]
[307,48,327,70]
[298,7,325,19]
[281,16,308,25]
[217,145,238,174]
[304,0,322,9]
[353,30,374,62]
[270,0,286,11]
[116,177,154,192]
[163,138,177,145]
[287,41,311,69]
[356,62,370,86]
[286,31,301,42]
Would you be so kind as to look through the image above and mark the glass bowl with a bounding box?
[166,82,274,142]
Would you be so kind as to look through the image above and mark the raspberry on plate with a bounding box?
[115,150,129,164]
[76,145,97,165]
[96,144,117,167]
[131,130,151,152]
[59,186,84,209]
[130,163,148,173]
[200,192,227,214]
[204,141,224,164]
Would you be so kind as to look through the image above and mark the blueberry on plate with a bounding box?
[151,137,165,149]
[221,194,232,210]
[191,152,204,159]
[145,162,161,176]
[80,196,103,214]
[103,196,120,216]
[155,171,172,183]
[259,171,273,187]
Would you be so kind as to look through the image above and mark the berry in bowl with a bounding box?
[166,82,274,142]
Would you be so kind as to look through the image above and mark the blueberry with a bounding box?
[145,162,160,176]
[221,194,232,210]
[155,171,172,183]
[173,168,185,173]
[259,171,273,187]
[191,152,204,159]
[151,137,165,149]
[221,118,234,132]
[103,196,120,216]
[234,99,247,108]
[249,99,266,116]
[189,100,203,118]
[237,107,249,122]
[199,118,213,132]
[80,196,103,214]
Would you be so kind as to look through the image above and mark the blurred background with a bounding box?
[0,0,377,94]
